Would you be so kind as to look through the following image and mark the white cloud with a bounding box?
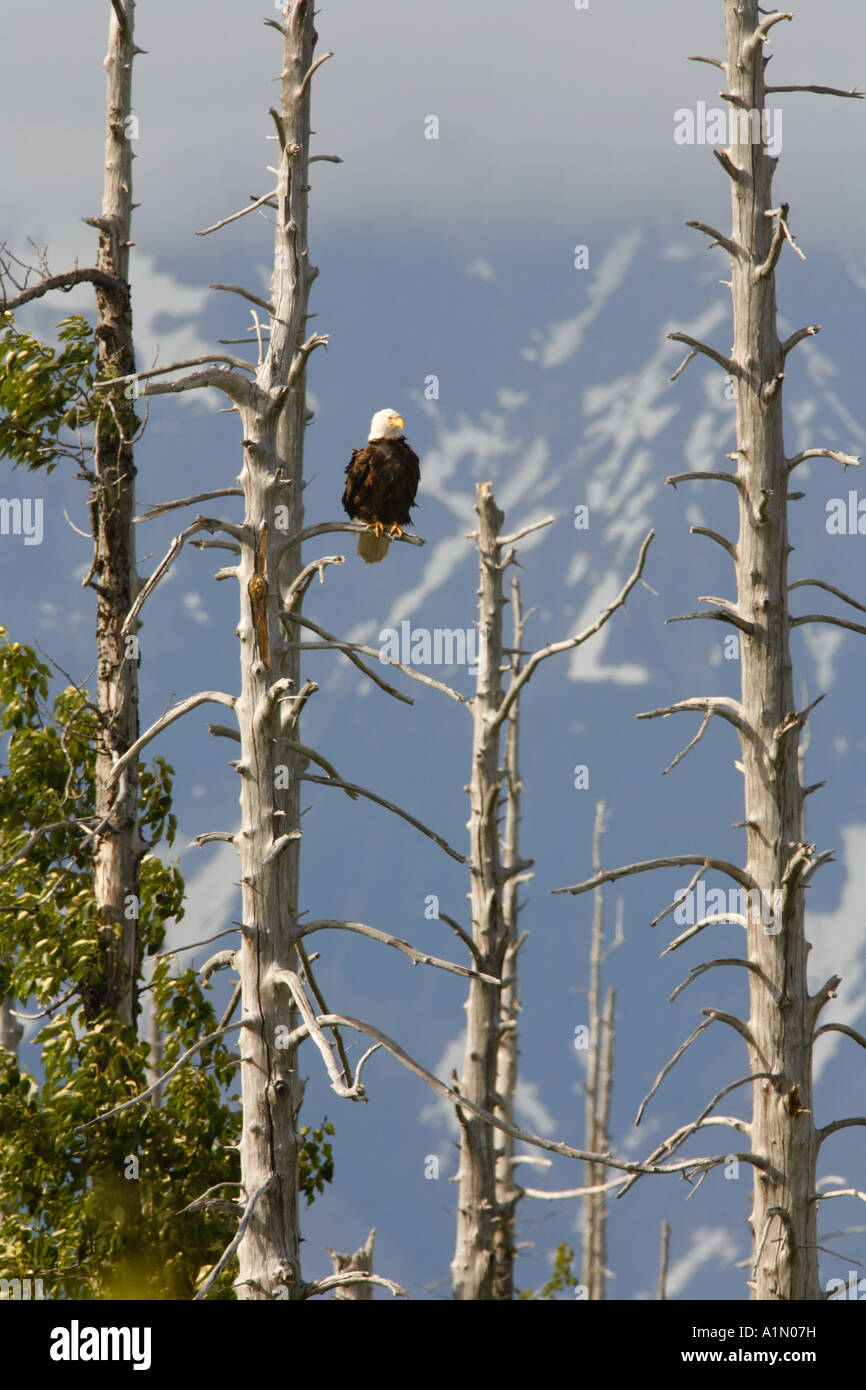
[660,244,695,262]
[515,1080,557,1136]
[802,625,845,691]
[615,1113,660,1158]
[419,1031,465,1136]
[182,591,210,625]
[656,1226,739,1299]
[131,253,217,409]
[418,1031,556,1149]
[497,388,528,411]
[466,258,496,282]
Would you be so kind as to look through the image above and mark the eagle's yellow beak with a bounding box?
[391,415,405,431]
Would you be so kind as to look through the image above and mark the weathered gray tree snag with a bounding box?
[451,486,652,1299]
[0,0,144,1025]
[581,801,616,1302]
[99,0,326,1297]
[326,1228,376,1300]
[126,1,330,1298]
[717,2,819,1301]
[491,576,531,1301]
[452,483,507,1302]
[228,1,324,1300]
[556,2,863,1302]
[90,0,142,1026]
[677,1,863,1302]
[658,1220,670,1301]
[521,804,619,1296]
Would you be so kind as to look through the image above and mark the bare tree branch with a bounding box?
[787,447,860,474]
[197,189,279,236]
[690,525,738,561]
[125,517,247,636]
[491,530,653,733]
[814,1022,866,1052]
[302,1271,407,1300]
[781,324,820,356]
[108,691,237,786]
[297,774,466,863]
[281,610,466,703]
[667,331,739,377]
[667,469,743,491]
[299,918,498,983]
[193,1178,275,1301]
[552,854,758,899]
[791,613,866,638]
[274,969,371,1099]
[209,282,273,313]
[789,578,866,616]
[765,84,863,98]
[669,957,772,1003]
[135,489,244,522]
[283,519,425,550]
[817,1118,866,1147]
[686,220,745,259]
[0,265,124,311]
[313,1012,771,1179]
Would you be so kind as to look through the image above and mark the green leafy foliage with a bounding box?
[299,1120,335,1207]
[518,1242,579,1300]
[0,314,96,472]
[0,629,335,1298]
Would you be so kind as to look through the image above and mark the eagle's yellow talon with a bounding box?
[388,523,405,539]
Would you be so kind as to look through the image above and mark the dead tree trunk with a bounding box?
[452,483,506,1301]
[230,1,322,1301]
[557,2,862,1303]
[326,1229,376,1300]
[491,576,530,1300]
[670,1,864,1301]
[0,2,143,1025]
[722,2,817,1299]
[658,1220,670,1301]
[119,0,327,1299]
[452,487,651,1299]
[90,0,143,1026]
[581,802,615,1301]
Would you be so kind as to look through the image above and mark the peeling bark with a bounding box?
[90,0,143,1026]
[233,0,320,1300]
[723,0,818,1302]
[451,482,506,1301]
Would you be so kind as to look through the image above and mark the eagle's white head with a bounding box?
[368,408,405,441]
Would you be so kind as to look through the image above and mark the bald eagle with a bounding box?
[342,408,420,563]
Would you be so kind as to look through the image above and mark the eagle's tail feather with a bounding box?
[358,530,391,564]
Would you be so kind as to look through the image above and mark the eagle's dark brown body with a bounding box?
[342,435,420,562]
